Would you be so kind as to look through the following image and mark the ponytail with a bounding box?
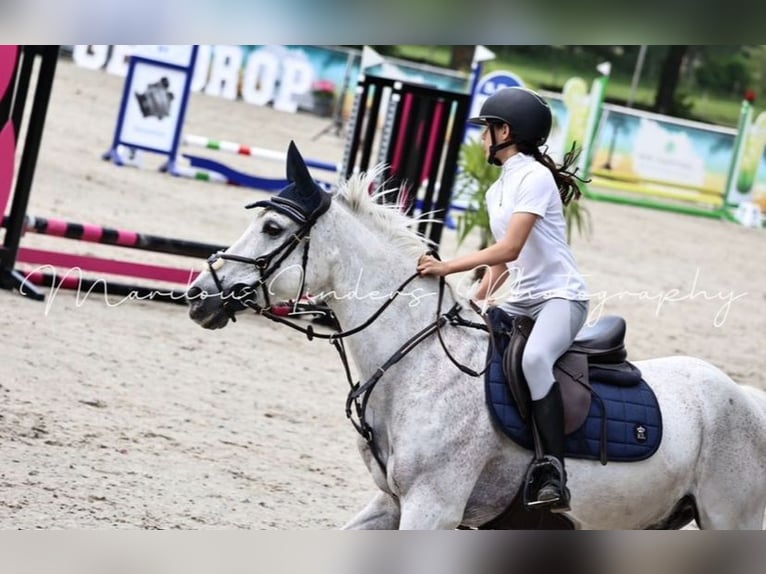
[517,141,589,206]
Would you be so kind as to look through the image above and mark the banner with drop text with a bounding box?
[71,45,469,117]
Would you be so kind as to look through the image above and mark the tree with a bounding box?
[695,47,752,97]
[744,46,766,102]
[448,46,475,72]
[653,46,689,115]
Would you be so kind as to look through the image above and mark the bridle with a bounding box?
[204,195,321,320]
[203,195,490,473]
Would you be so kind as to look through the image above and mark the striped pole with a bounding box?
[183,134,339,173]
[3,214,226,260]
[340,81,365,179]
[377,82,401,169]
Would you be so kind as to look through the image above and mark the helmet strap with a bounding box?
[487,126,515,166]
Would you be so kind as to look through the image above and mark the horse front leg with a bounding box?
[342,491,401,529]
[397,476,472,530]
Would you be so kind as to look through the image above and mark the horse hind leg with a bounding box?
[694,449,766,529]
[695,492,766,530]
[654,492,765,529]
[694,387,766,529]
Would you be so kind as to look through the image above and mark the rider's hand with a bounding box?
[417,254,448,277]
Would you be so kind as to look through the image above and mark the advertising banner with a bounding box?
[544,87,766,210]
[73,45,469,117]
[103,48,197,170]
[118,61,188,154]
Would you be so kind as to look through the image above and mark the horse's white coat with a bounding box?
[188,172,766,530]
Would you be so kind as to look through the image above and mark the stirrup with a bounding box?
[522,455,569,512]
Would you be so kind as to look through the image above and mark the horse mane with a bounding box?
[332,166,434,260]
[332,167,474,309]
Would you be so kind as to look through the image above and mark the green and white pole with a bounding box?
[723,99,752,208]
[173,164,231,185]
[579,61,611,181]
[724,100,765,210]
[183,134,339,173]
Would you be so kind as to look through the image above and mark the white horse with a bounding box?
[187,142,766,529]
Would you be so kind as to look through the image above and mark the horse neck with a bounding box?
[319,209,448,378]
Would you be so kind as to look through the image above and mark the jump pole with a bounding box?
[176,134,337,191]
[182,134,339,173]
[17,248,198,285]
[170,164,233,185]
[5,213,341,312]
[3,214,226,259]
[1,213,227,300]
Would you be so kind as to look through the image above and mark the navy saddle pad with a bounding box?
[484,318,663,463]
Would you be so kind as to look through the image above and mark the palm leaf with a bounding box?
[455,139,593,246]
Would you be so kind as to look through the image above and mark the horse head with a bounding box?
[187,141,333,329]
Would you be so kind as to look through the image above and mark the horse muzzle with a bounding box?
[186,285,231,330]
[187,282,259,329]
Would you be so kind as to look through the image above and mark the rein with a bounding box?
[432,255,492,378]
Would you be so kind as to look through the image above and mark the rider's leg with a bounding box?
[521,298,588,510]
[531,383,568,508]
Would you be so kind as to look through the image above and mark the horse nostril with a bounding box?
[186,285,203,300]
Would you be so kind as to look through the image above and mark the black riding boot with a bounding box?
[531,382,570,512]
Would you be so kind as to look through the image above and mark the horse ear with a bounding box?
[286,141,314,194]
[260,140,330,222]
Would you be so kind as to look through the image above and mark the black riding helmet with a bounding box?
[468,87,552,165]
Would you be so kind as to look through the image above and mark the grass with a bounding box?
[391,46,753,128]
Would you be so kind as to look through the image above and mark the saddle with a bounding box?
[497,308,641,437]
[475,308,662,530]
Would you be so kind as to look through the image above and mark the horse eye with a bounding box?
[262,220,283,237]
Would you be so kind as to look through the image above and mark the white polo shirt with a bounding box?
[485,152,589,305]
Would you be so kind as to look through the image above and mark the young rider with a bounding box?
[417,87,589,512]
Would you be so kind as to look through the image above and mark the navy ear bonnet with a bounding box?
[246,141,332,224]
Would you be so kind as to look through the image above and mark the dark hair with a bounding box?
[516,141,589,206]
